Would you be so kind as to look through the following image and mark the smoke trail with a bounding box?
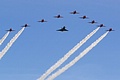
[47,31,109,80]
[37,27,100,80]
[0,32,10,45]
[0,27,25,59]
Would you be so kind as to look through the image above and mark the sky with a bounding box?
[0,0,120,80]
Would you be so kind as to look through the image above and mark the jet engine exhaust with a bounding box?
[46,31,109,80]
[37,27,100,80]
[0,27,25,59]
[0,32,10,45]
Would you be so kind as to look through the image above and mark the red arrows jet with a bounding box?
[6,28,15,32]
[98,24,106,27]
[70,10,79,14]
[80,15,88,19]
[22,24,29,27]
[38,19,47,22]
[54,15,63,18]
[89,20,97,24]
[106,28,114,31]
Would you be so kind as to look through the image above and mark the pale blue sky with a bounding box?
[0,0,120,80]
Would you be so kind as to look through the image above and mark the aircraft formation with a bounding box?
[36,10,114,32]
[5,24,29,33]
[4,10,114,33]
[0,10,114,80]
[0,10,114,59]
[36,10,114,80]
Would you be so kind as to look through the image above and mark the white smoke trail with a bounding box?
[0,27,25,59]
[47,31,109,80]
[37,27,100,80]
[0,32,10,45]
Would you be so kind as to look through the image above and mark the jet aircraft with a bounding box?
[70,11,79,14]
[98,24,105,27]
[106,28,114,31]
[22,24,29,27]
[38,19,47,22]
[6,28,15,32]
[56,26,68,32]
[89,20,97,24]
[54,15,63,18]
[80,15,88,19]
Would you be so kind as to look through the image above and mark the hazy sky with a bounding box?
[0,0,120,80]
